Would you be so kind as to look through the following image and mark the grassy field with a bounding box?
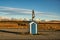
[0,21,60,30]
[0,21,60,40]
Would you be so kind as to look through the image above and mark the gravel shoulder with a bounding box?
[0,29,60,40]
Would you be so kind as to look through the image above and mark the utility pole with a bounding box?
[32,10,35,21]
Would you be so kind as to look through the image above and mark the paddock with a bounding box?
[0,21,60,31]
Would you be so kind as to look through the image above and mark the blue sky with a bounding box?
[0,0,60,20]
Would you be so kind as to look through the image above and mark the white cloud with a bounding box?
[0,12,9,14]
[0,6,60,18]
[0,6,32,15]
[37,13,60,18]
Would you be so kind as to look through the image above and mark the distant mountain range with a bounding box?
[0,16,60,22]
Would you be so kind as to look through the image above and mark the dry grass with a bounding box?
[0,21,60,31]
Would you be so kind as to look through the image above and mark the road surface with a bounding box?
[0,29,60,40]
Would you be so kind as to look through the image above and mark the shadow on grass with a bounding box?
[0,30,47,35]
[0,30,26,35]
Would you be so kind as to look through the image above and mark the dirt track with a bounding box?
[0,29,60,40]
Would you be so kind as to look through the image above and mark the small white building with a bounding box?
[29,21,37,34]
